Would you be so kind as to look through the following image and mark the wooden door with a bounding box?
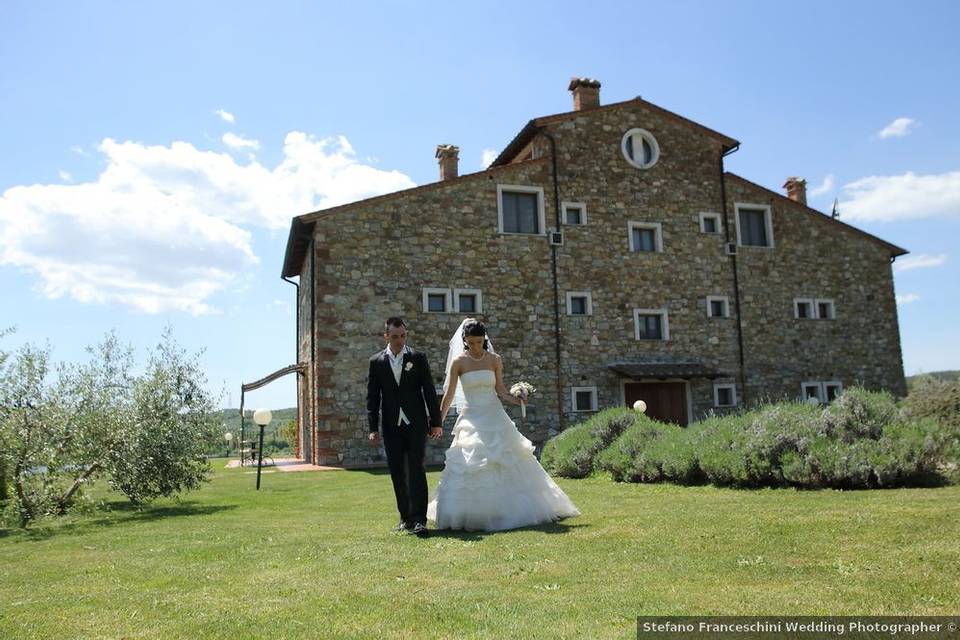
[624,382,688,426]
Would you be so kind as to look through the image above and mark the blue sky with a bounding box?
[2,0,958,410]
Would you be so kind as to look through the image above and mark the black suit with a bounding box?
[366,347,442,525]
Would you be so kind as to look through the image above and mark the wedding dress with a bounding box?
[426,369,581,531]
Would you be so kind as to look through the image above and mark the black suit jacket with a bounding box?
[367,348,442,435]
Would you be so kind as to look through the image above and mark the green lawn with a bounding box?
[1,460,958,639]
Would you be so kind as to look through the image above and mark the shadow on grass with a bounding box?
[421,520,586,542]
[1,501,239,542]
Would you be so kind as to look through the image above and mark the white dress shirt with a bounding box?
[385,345,411,426]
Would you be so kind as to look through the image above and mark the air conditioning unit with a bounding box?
[549,231,564,246]
[725,242,737,255]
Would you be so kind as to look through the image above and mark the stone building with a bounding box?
[281,78,908,467]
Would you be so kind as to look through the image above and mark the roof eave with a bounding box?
[490,98,739,167]
[724,172,909,258]
[281,216,314,279]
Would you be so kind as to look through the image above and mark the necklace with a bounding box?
[466,350,485,362]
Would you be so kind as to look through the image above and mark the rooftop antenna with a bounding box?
[831,198,840,219]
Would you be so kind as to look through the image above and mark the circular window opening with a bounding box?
[621,128,660,169]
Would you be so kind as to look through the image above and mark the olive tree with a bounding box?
[0,329,221,526]
[106,329,221,504]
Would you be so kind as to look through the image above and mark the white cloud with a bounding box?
[215,109,236,124]
[58,170,73,183]
[808,174,835,198]
[896,293,920,305]
[893,253,947,272]
[269,299,293,316]
[222,132,260,151]
[71,145,90,157]
[878,117,917,139]
[0,132,415,315]
[481,149,497,169]
[838,171,960,222]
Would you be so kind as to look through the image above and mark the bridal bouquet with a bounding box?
[510,382,536,418]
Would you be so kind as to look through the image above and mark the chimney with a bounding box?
[436,144,459,181]
[568,77,601,111]
[783,177,807,206]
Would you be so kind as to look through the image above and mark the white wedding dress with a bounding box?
[427,369,580,531]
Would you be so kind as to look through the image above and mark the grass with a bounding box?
[1,461,959,639]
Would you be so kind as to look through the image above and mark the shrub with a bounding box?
[819,386,899,442]
[902,376,960,473]
[595,415,682,482]
[540,407,636,478]
[542,386,958,489]
[645,426,702,484]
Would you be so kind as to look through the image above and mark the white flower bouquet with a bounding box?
[510,381,536,418]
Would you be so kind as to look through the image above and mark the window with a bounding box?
[571,387,598,412]
[621,128,660,169]
[458,294,476,313]
[794,298,814,319]
[422,288,452,313]
[706,296,729,318]
[815,299,836,320]
[566,291,593,316]
[628,221,663,253]
[795,298,835,320]
[497,185,545,235]
[734,203,774,248]
[714,384,737,407]
[699,212,722,234]
[801,382,824,403]
[562,201,587,225]
[634,308,669,341]
[802,381,844,404]
[824,381,843,402]
[454,288,483,314]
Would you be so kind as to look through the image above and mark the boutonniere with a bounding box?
[404,361,414,371]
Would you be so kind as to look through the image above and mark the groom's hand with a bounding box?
[428,426,442,440]
[368,432,380,446]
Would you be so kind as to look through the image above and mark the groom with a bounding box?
[367,317,443,537]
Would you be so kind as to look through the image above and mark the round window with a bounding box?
[621,128,660,169]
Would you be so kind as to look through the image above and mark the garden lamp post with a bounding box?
[253,409,272,490]
[224,431,233,457]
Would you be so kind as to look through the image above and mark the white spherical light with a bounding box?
[253,408,272,426]
[633,400,647,413]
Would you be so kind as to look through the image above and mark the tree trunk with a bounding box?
[0,458,7,502]
[56,462,101,515]
[14,469,30,527]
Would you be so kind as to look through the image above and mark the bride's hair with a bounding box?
[461,318,490,352]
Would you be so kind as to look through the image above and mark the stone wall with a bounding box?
[297,242,314,462]
[307,159,559,466]
[534,101,742,423]
[724,175,906,401]
[294,99,906,467]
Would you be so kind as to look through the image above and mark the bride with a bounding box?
[427,318,580,531]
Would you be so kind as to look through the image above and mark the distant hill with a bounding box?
[906,370,960,392]
[217,407,297,435]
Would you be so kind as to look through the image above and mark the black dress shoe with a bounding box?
[393,521,411,533]
[412,522,429,538]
